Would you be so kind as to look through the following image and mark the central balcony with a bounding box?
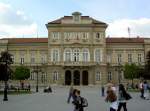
[49,61,106,66]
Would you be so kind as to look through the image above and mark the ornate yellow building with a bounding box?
[0,12,150,86]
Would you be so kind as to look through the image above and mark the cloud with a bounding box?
[0,2,37,38]
[106,18,150,37]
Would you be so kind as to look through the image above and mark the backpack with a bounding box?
[81,97,88,107]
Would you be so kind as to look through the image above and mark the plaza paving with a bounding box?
[0,87,150,111]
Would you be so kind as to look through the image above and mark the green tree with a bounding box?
[14,66,30,80]
[0,51,13,101]
[143,51,150,79]
[124,63,140,86]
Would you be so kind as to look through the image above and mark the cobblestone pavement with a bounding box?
[0,87,150,111]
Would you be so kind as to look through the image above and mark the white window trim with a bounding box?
[51,49,60,62]
[96,71,101,81]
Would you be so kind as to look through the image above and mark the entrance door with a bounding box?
[73,70,80,85]
[65,70,72,85]
[82,71,88,85]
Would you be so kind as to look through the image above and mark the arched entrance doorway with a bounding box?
[73,70,80,85]
[65,70,72,85]
[82,70,88,85]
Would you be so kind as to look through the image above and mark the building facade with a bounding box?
[0,12,150,86]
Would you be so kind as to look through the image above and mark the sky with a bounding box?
[0,0,150,38]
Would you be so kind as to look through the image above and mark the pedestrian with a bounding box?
[67,86,74,103]
[101,85,105,97]
[117,84,131,111]
[72,89,88,111]
[143,81,149,100]
[105,89,118,111]
[139,81,144,99]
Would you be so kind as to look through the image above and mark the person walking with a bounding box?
[117,84,129,111]
[105,89,118,111]
[139,81,144,99]
[101,85,105,97]
[143,81,149,100]
[67,86,74,103]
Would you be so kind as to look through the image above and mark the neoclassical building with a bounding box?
[0,12,150,86]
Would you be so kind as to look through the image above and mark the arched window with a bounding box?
[94,49,102,62]
[64,49,72,62]
[51,49,59,62]
[73,49,80,62]
[53,71,59,81]
[83,48,89,62]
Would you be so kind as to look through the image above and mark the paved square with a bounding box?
[0,87,150,111]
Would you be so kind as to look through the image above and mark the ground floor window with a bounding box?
[108,72,112,81]
[53,71,59,82]
[96,71,101,81]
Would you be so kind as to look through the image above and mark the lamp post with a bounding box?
[116,62,123,84]
[3,62,8,101]
[33,65,41,92]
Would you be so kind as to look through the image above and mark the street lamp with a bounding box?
[115,62,123,84]
[33,65,41,92]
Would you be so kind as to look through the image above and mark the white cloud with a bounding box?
[106,18,150,37]
[0,2,37,38]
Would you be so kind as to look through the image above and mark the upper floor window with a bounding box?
[128,54,132,63]
[51,32,60,40]
[83,49,89,62]
[138,54,142,63]
[108,72,112,81]
[96,71,101,81]
[94,49,102,62]
[73,49,80,62]
[51,49,59,62]
[107,54,111,63]
[64,49,72,62]
[20,57,24,64]
[31,57,35,63]
[96,32,100,39]
[117,54,122,63]
[82,33,88,40]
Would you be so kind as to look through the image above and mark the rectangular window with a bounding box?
[95,49,101,62]
[31,57,35,63]
[11,55,14,63]
[52,32,59,40]
[52,49,59,62]
[41,57,46,63]
[96,72,101,81]
[128,54,132,63]
[107,54,111,63]
[20,58,24,64]
[117,54,122,63]
[108,72,112,81]
[138,54,142,63]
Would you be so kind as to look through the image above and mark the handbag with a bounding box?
[125,92,132,100]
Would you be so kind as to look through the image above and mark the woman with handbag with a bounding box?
[117,84,131,111]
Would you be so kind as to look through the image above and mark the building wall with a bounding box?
[1,12,150,86]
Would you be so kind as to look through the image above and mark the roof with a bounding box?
[106,37,144,43]
[1,38,48,44]
[47,16,107,25]
[0,37,145,44]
